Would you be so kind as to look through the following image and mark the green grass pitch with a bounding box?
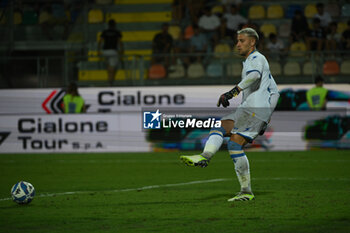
[0,150,350,233]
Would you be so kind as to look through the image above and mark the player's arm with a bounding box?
[237,70,261,90]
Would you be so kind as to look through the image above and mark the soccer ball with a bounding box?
[11,181,35,204]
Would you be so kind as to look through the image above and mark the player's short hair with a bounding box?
[237,27,259,46]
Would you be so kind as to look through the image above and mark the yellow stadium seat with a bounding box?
[115,0,172,4]
[248,5,265,19]
[106,12,171,23]
[124,49,152,56]
[340,60,350,74]
[97,31,159,42]
[211,5,224,15]
[260,23,277,38]
[289,41,307,57]
[88,9,103,23]
[269,61,282,76]
[168,25,181,40]
[88,51,103,62]
[267,5,284,19]
[283,61,301,76]
[304,4,317,18]
[13,11,22,25]
[337,22,347,34]
[79,69,146,81]
[214,43,231,58]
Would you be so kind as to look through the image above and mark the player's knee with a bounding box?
[220,120,234,136]
[209,126,226,138]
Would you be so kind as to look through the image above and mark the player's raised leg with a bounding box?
[180,121,230,167]
[227,134,254,201]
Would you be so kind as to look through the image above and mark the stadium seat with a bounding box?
[304,4,317,18]
[206,62,223,77]
[187,63,205,78]
[88,9,104,23]
[97,30,159,42]
[13,11,22,25]
[325,3,340,17]
[106,12,171,23]
[267,5,284,19]
[211,5,224,15]
[286,5,302,18]
[88,50,103,62]
[260,23,277,38]
[337,22,347,34]
[341,4,350,17]
[269,61,282,76]
[168,64,185,78]
[340,60,350,74]
[289,41,307,57]
[323,61,340,75]
[303,61,316,76]
[96,0,113,4]
[22,9,38,25]
[248,5,265,19]
[168,25,181,40]
[214,43,231,58]
[115,0,172,4]
[184,24,194,39]
[278,22,291,38]
[226,62,242,77]
[283,61,301,76]
[148,64,166,79]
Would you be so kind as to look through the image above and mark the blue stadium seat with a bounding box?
[286,5,302,18]
[206,62,223,78]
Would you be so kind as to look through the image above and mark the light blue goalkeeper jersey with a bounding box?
[238,50,279,122]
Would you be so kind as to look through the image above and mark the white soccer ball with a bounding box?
[11,181,35,204]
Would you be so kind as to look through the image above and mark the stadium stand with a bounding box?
[2,0,350,88]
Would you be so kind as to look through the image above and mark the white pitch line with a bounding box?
[1,176,349,202]
[0,178,230,202]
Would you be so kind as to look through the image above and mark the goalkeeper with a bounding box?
[180,28,279,202]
